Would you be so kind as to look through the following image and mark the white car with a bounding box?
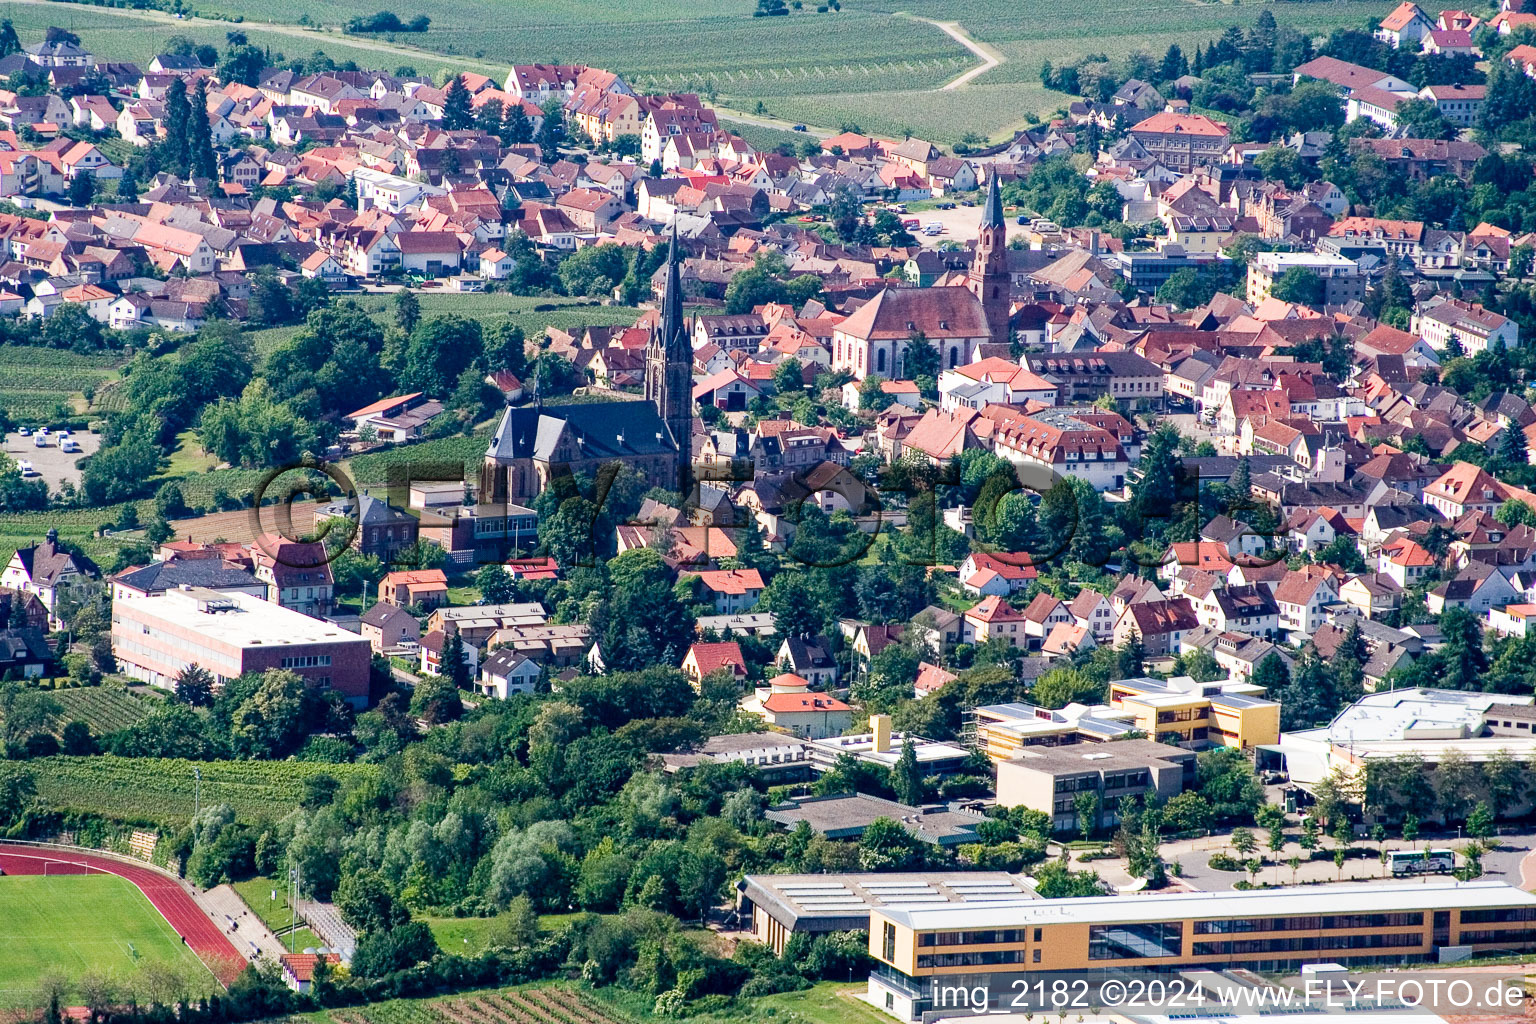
[17,426,29,437]
[33,433,49,447]
[16,459,37,477]
[37,426,48,436]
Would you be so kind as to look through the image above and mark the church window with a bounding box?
[877,348,887,374]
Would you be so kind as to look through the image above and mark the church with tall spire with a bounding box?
[479,225,691,506]
[646,224,694,464]
[966,172,1013,347]
[830,173,1014,380]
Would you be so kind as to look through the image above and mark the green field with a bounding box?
[0,874,213,1008]
[45,687,158,735]
[0,756,382,825]
[347,292,643,340]
[0,346,121,424]
[2,0,1436,144]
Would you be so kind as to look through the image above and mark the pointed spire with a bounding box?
[982,171,1004,230]
[662,218,684,349]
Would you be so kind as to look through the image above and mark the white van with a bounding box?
[33,432,48,447]
[16,460,37,477]
[923,221,943,236]
[60,438,81,453]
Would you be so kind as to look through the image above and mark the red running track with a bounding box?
[0,846,246,986]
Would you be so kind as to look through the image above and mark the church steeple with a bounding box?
[647,221,692,489]
[968,171,1011,346]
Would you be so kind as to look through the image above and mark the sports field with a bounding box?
[0,874,214,1007]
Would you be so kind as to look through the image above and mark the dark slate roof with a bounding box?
[486,399,679,463]
[0,627,52,667]
[361,602,416,628]
[113,560,261,594]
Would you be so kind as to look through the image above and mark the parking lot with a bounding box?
[904,202,1033,249]
[2,429,98,490]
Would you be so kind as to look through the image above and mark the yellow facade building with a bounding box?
[866,881,1536,1019]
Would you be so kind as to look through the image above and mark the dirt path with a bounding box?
[895,13,1004,91]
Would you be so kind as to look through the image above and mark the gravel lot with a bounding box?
[2,429,98,490]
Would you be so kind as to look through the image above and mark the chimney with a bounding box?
[871,713,892,753]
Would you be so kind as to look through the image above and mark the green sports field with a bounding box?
[0,875,213,1007]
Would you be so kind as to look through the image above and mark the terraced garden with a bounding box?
[47,687,159,735]
[323,987,641,1024]
[0,347,121,424]
[0,756,382,825]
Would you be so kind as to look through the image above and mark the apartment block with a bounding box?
[111,587,371,703]
[1246,251,1366,306]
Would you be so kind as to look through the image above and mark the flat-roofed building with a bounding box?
[112,586,371,703]
[969,701,1140,760]
[1246,251,1366,306]
[1265,687,1536,817]
[765,793,987,846]
[1107,675,1281,750]
[866,880,1536,1019]
[427,601,547,646]
[806,713,972,776]
[995,739,1195,833]
[740,872,1037,955]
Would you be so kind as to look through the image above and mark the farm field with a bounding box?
[0,756,382,825]
[0,346,121,424]
[0,874,213,1008]
[6,0,1430,144]
[42,687,159,735]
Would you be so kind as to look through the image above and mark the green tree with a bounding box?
[1155,267,1216,309]
[476,564,517,604]
[67,171,94,208]
[857,817,923,871]
[442,74,474,130]
[1074,790,1100,840]
[188,78,217,182]
[393,289,421,333]
[174,664,215,707]
[537,98,566,161]
[1270,267,1325,306]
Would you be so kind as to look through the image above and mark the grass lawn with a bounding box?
[753,982,894,1024]
[272,927,324,953]
[229,876,301,933]
[158,430,221,479]
[0,875,213,1007]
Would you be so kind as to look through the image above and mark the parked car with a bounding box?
[791,124,807,132]
[923,221,943,236]
[33,433,49,448]
[17,426,29,436]
[60,438,81,454]
[16,459,36,477]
